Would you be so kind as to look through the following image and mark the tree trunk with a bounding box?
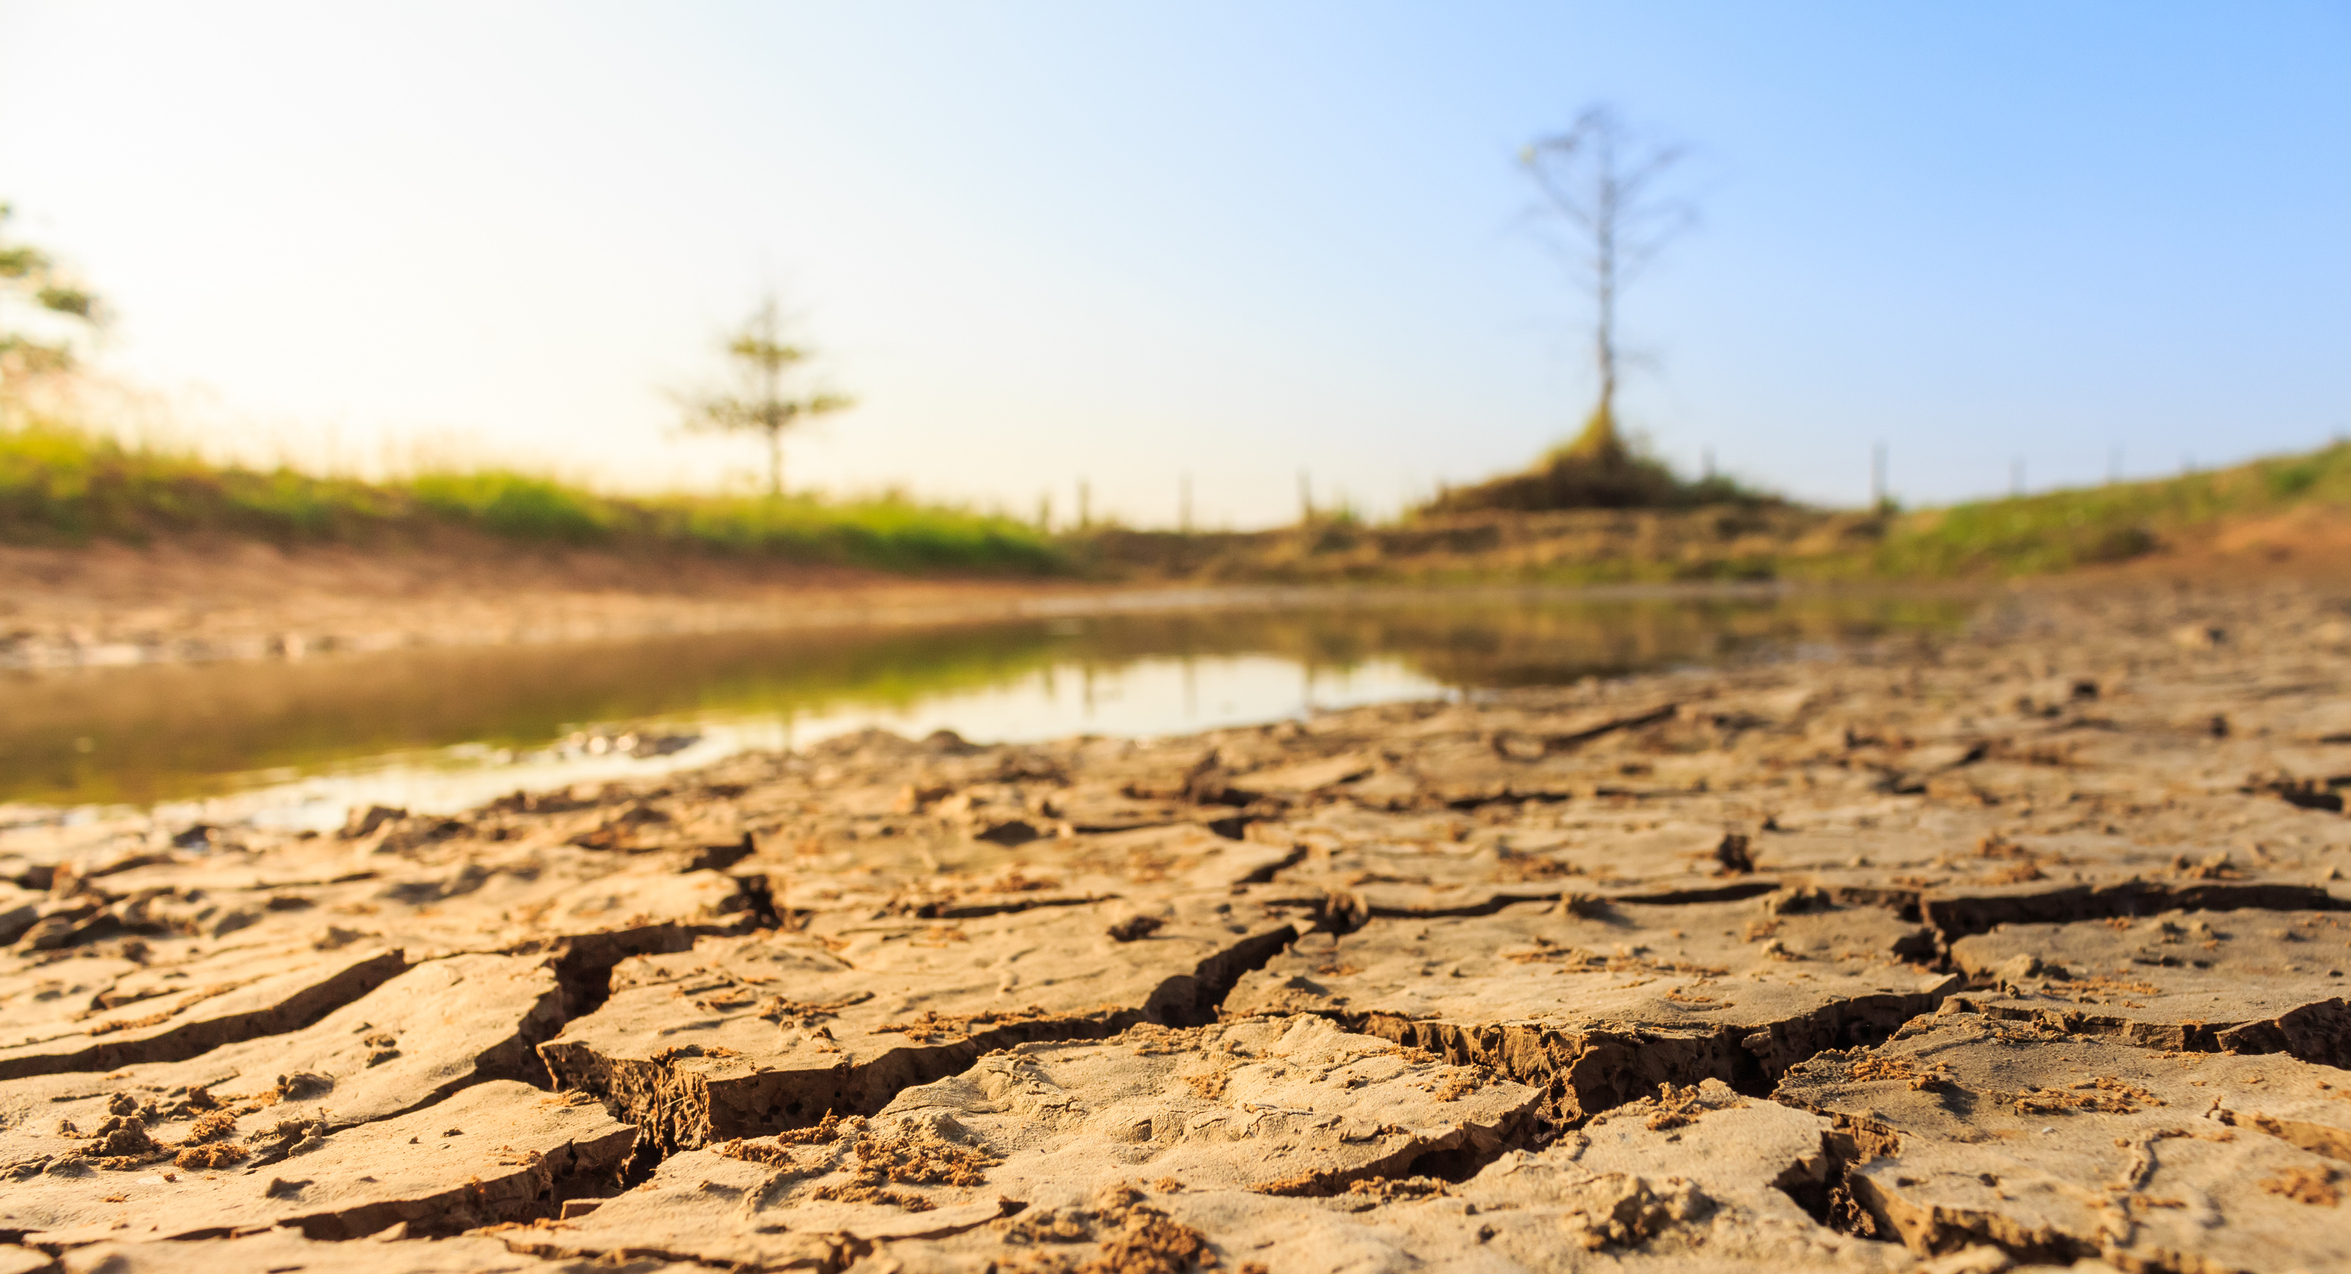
[1561,399,1625,462]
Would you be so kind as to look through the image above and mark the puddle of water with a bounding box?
[0,587,1974,830]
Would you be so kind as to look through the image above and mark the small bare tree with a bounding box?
[684,296,853,496]
[1520,105,1695,460]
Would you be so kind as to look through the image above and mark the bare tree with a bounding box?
[1520,105,1695,460]
[683,295,853,496]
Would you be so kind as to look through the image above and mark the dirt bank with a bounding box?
[0,535,1091,668]
[1,576,2346,1270]
[10,499,2349,672]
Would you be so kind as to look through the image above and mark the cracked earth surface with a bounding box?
[3,581,2350,1272]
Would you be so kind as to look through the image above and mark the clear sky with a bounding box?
[2,2,2346,526]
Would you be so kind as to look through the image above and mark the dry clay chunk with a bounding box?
[1,1079,631,1245]
[1228,898,1951,1118]
[1454,1079,1914,1272]
[0,952,150,1041]
[1051,823,1302,893]
[1372,703,1677,807]
[1917,875,2347,942]
[509,867,762,944]
[0,946,406,1081]
[538,896,1299,1150]
[0,954,562,1175]
[0,883,43,946]
[50,1229,704,1274]
[303,861,764,960]
[1072,1081,1912,1274]
[808,822,1297,918]
[1950,910,2351,1064]
[127,854,768,963]
[235,861,756,961]
[1775,1012,2351,1271]
[885,1015,1539,1199]
[1264,810,1778,915]
[511,1016,1538,1270]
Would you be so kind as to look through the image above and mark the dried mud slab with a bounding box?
[201,859,761,963]
[538,895,1301,1150]
[1,1079,632,1245]
[1256,802,1787,919]
[850,1077,1914,1274]
[0,885,44,948]
[40,1229,702,1273]
[0,945,406,1081]
[505,1015,1539,1270]
[1912,875,2349,942]
[0,953,562,1178]
[1428,1079,1915,1272]
[1227,896,1952,1120]
[8,816,768,969]
[775,821,1298,922]
[1950,909,2351,1064]
[509,867,767,947]
[1776,1010,2351,1271]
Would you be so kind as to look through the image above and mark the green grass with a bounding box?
[0,420,1061,574]
[11,416,2346,584]
[1848,442,2351,578]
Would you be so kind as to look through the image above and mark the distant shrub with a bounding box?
[1419,424,1778,516]
[2266,461,2321,499]
[1421,453,1778,515]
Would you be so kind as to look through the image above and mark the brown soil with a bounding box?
[8,577,2351,1271]
[14,502,2351,673]
[2082,504,2351,585]
[0,532,1091,667]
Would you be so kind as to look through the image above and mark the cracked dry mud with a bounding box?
[4,581,2351,1273]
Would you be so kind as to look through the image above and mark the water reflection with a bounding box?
[0,587,1974,820]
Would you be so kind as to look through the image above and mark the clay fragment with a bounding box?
[1950,909,2351,1063]
[1226,897,1952,1120]
[0,953,564,1176]
[537,895,1301,1150]
[1,1079,632,1244]
[503,1015,1538,1269]
[49,1228,702,1273]
[0,945,406,1081]
[1775,1011,2351,1271]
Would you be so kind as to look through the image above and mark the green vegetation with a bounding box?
[1852,442,2351,578]
[7,414,2348,587]
[0,203,102,388]
[1419,423,1776,515]
[1089,440,2351,586]
[0,419,1060,574]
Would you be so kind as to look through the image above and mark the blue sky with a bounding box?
[2,2,2346,524]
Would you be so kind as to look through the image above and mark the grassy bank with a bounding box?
[1067,441,2351,584]
[8,417,2342,585]
[0,421,1061,574]
[1852,442,2351,577]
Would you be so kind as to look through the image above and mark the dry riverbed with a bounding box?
[1,580,2348,1272]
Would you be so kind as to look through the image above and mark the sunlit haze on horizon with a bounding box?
[2,2,2346,526]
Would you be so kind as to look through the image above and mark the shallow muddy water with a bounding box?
[0,586,1975,827]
